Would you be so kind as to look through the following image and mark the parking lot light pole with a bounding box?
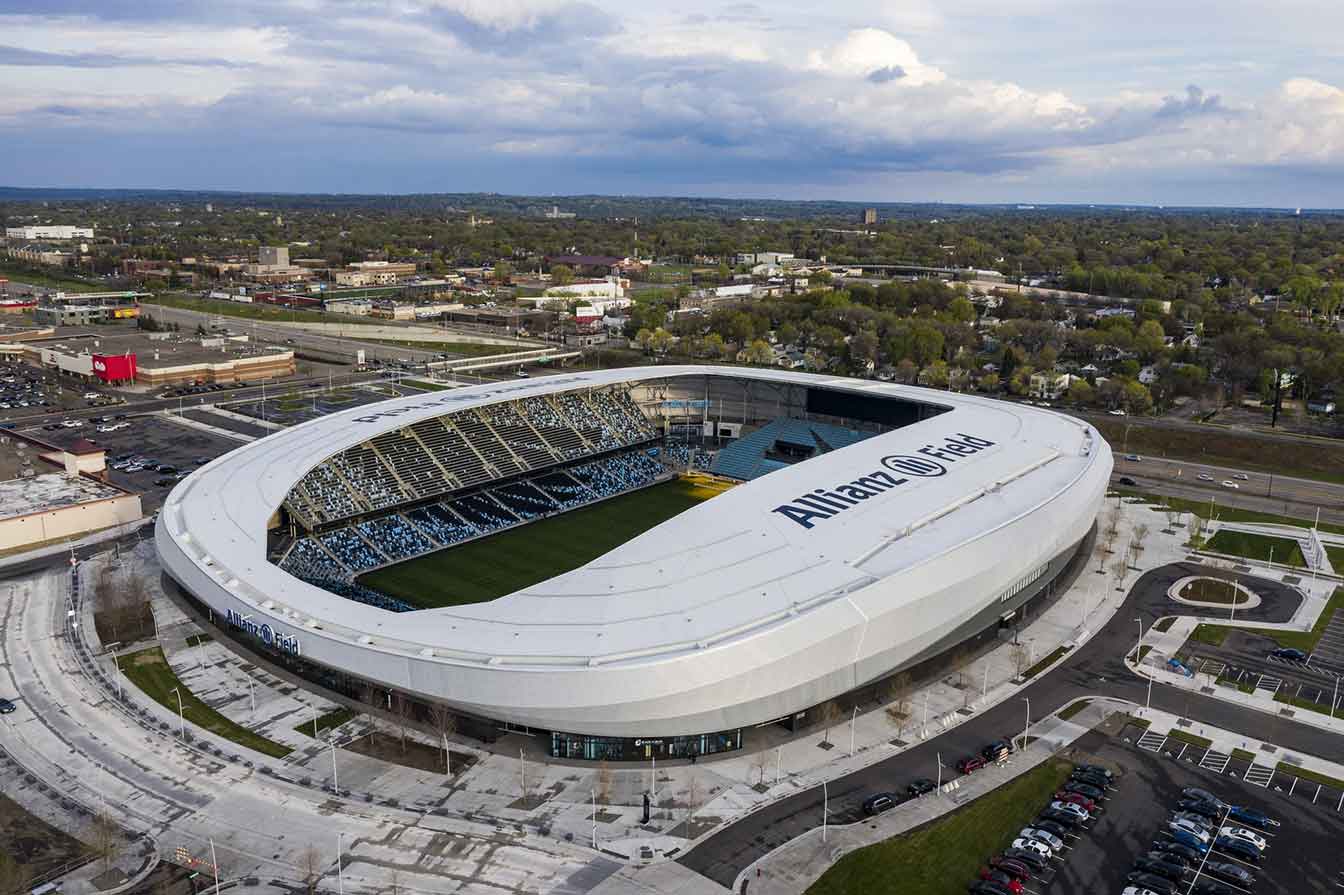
[1134,617,1144,661]
[330,741,339,795]
[1331,674,1339,721]
[1021,697,1030,751]
[336,831,344,895]
[849,706,857,757]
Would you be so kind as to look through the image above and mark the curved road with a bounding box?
[678,562,1334,888]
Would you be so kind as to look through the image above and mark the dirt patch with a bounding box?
[93,601,155,646]
[1177,577,1250,605]
[343,732,477,777]
[0,792,89,886]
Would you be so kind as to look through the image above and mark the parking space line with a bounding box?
[1200,749,1231,774]
[1137,729,1168,752]
[1244,763,1276,787]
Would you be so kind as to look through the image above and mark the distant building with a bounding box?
[243,245,311,284]
[4,225,94,241]
[1029,371,1077,400]
[543,277,626,300]
[862,208,878,226]
[259,246,289,268]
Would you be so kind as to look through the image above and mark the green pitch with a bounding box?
[357,476,732,609]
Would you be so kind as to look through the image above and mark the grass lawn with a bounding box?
[1276,762,1344,791]
[120,646,291,758]
[1177,578,1249,605]
[1166,729,1213,749]
[294,706,358,738]
[806,758,1074,895]
[1092,416,1344,485]
[1057,699,1090,721]
[0,261,101,292]
[1152,617,1176,633]
[402,379,452,391]
[1189,624,1229,647]
[142,294,381,325]
[1328,545,1344,572]
[359,477,730,608]
[1021,645,1070,680]
[1115,490,1344,536]
[1205,530,1305,567]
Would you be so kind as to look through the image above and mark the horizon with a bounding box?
[2,2,1342,206]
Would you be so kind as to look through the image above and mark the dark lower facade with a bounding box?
[162,524,1093,763]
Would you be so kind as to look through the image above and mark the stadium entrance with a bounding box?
[549,729,742,762]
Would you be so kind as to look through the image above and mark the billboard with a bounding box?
[92,353,137,382]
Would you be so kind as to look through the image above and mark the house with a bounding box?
[1029,371,1077,400]
[1138,365,1159,385]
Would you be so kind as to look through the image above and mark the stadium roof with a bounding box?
[160,366,1105,671]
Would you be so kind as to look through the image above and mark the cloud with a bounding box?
[807,29,945,87]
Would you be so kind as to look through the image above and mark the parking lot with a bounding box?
[1051,729,1344,895]
[0,360,125,421]
[1179,628,1344,713]
[23,414,241,512]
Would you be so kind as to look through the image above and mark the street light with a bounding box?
[1020,697,1030,751]
[169,686,185,737]
[1134,617,1144,660]
[336,831,344,895]
[822,779,828,843]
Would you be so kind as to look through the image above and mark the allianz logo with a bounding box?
[771,433,997,530]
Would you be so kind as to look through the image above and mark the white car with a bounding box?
[1219,825,1267,851]
[1020,827,1064,852]
[1122,888,1163,895]
[1221,480,1239,489]
[1050,800,1090,821]
[122,464,144,473]
[1010,837,1052,859]
[83,392,99,399]
[1109,409,1127,416]
[1197,472,1213,481]
[1169,817,1211,843]
[61,419,83,428]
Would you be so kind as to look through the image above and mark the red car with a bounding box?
[978,868,1025,894]
[1054,790,1095,811]
[987,856,1033,881]
[957,755,987,774]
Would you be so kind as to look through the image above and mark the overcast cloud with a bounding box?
[2,1,1343,205]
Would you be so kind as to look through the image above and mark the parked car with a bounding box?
[1118,476,1137,486]
[1177,799,1222,820]
[1132,855,1187,882]
[1049,801,1089,821]
[862,793,897,816]
[1140,849,1189,869]
[1172,811,1215,833]
[1226,805,1278,829]
[999,847,1047,871]
[976,870,1023,895]
[1190,880,1236,895]
[1030,818,1070,839]
[0,698,15,714]
[1218,826,1267,851]
[1165,828,1210,854]
[1125,871,1177,895]
[1269,647,1308,664]
[907,778,936,797]
[1008,839,1050,861]
[1204,861,1256,887]
[1061,780,1104,800]
[1053,791,1095,811]
[986,855,1033,881]
[1073,763,1113,782]
[1167,818,1210,844]
[1212,836,1260,864]
[1121,889,1162,895]
[957,756,987,774]
[1037,808,1084,828]
[1181,788,1227,810]
[1019,827,1063,852]
[1070,768,1112,789]
[1152,840,1203,864]
[1167,657,1194,677]
[968,882,1013,895]
[981,740,1015,762]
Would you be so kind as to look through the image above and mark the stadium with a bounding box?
[155,366,1112,762]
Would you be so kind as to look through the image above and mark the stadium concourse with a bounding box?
[156,366,1111,764]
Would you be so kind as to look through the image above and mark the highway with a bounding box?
[1111,454,1344,527]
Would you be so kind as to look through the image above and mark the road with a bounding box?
[677,561,1343,888]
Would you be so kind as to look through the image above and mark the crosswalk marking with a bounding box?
[1244,763,1276,787]
[1200,749,1231,774]
[1137,729,1168,752]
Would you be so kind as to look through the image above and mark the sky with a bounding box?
[3,1,1344,206]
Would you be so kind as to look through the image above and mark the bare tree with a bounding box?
[1132,523,1150,551]
[750,751,768,787]
[358,683,383,745]
[1111,556,1129,592]
[1189,514,1207,549]
[596,759,613,804]
[950,647,975,707]
[391,692,415,753]
[1009,642,1030,679]
[884,671,912,723]
[388,868,402,895]
[426,704,456,774]
[299,845,321,895]
[816,700,842,747]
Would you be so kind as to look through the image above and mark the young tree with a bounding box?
[597,759,613,804]
[550,264,574,286]
[885,671,912,721]
[816,700,842,748]
[427,704,457,774]
[90,809,123,872]
[1009,642,1029,679]
[300,845,322,895]
[1111,556,1129,592]
[391,692,415,753]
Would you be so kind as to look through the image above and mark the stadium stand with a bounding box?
[405,504,480,547]
[710,417,873,481]
[319,528,385,573]
[356,516,435,563]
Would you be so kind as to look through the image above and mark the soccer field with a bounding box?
[358,476,731,609]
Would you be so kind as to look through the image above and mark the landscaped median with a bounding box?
[805,758,1074,895]
[119,647,291,758]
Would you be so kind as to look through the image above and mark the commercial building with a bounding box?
[157,367,1109,761]
[22,331,294,386]
[0,431,141,552]
[244,246,312,284]
[4,225,94,241]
